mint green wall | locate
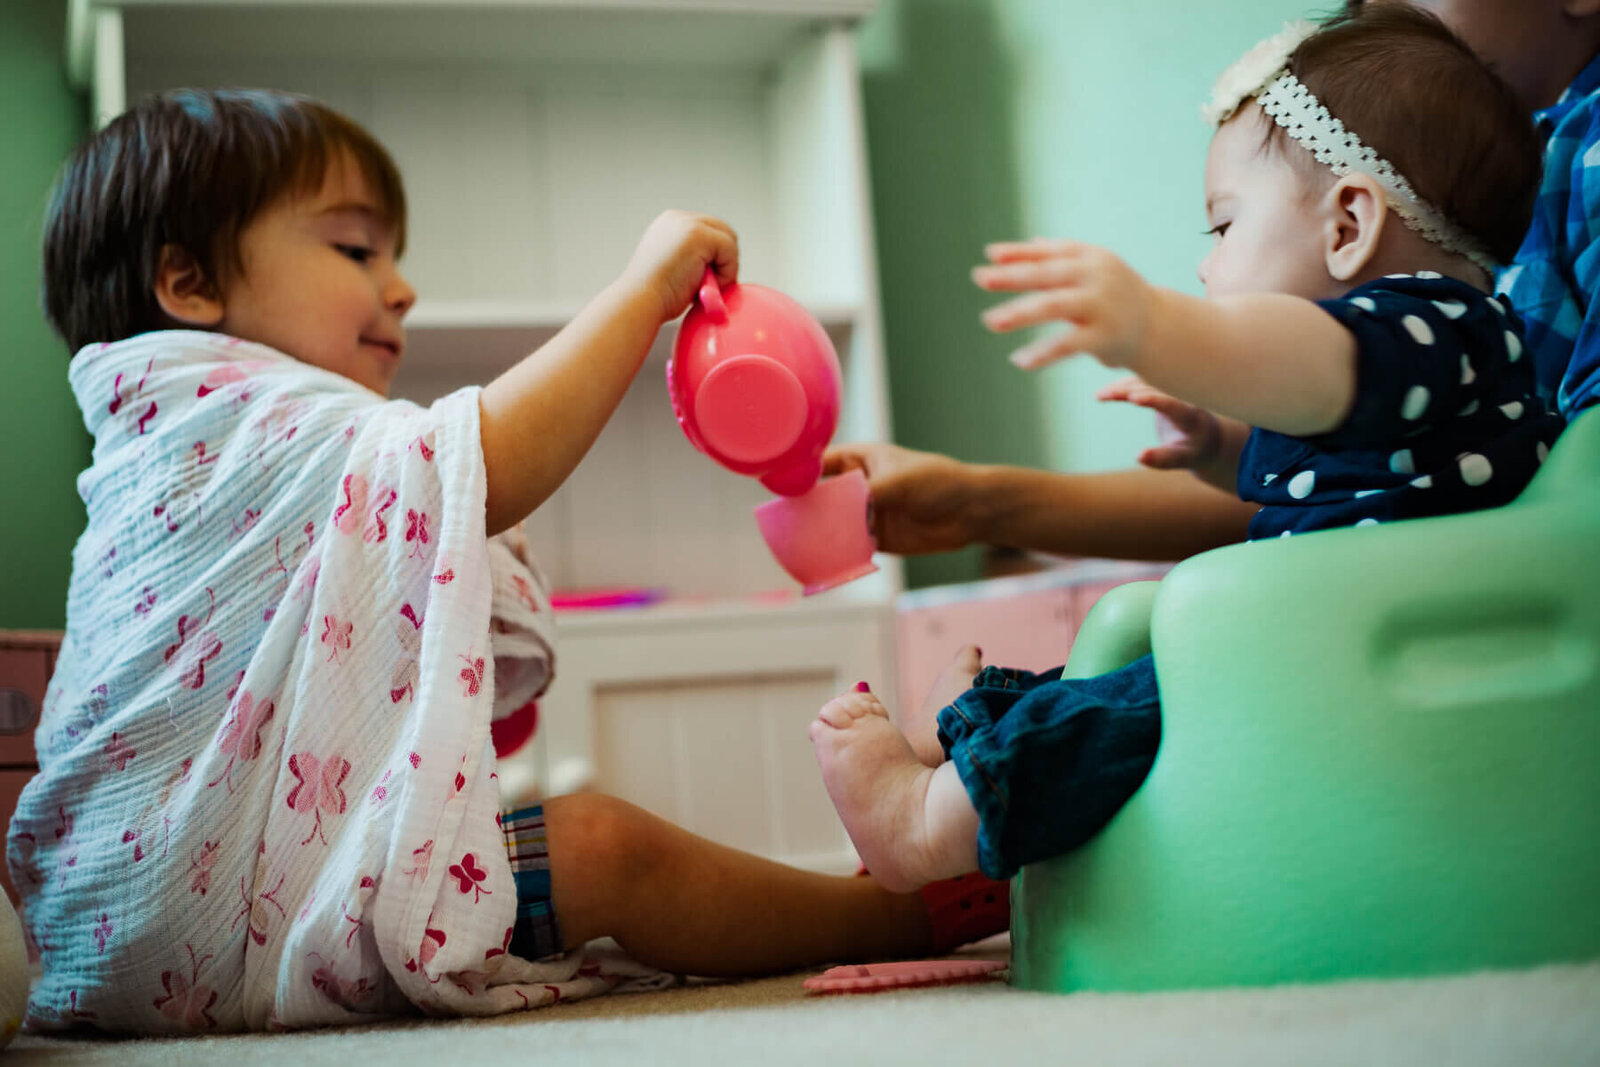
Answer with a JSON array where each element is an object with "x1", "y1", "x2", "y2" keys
[
  {"x1": 859, "y1": 0, "x2": 1314, "y2": 587},
  {"x1": 0, "y1": 0, "x2": 87, "y2": 628}
]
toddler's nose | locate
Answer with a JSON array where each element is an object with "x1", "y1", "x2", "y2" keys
[{"x1": 386, "y1": 271, "x2": 417, "y2": 318}]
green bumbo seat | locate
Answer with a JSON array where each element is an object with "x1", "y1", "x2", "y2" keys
[{"x1": 1012, "y1": 407, "x2": 1600, "y2": 992}]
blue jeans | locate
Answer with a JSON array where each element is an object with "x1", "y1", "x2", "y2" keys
[{"x1": 936, "y1": 655, "x2": 1161, "y2": 880}]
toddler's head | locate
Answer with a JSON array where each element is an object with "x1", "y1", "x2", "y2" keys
[
  {"x1": 44, "y1": 89, "x2": 415, "y2": 395},
  {"x1": 1197, "y1": 5, "x2": 1539, "y2": 301}
]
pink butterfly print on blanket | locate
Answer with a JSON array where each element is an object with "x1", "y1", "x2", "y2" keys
[
  {"x1": 405, "y1": 924, "x2": 449, "y2": 981},
  {"x1": 333, "y1": 474, "x2": 367, "y2": 535},
  {"x1": 196, "y1": 363, "x2": 248, "y2": 398},
  {"x1": 321, "y1": 614, "x2": 353, "y2": 663},
  {"x1": 458, "y1": 654, "x2": 485, "y2": 698},
  {"x1": 287, "y1": 751, "x2": 351, "y2": 846},
  {"x1": 447, "y1": 852, "x2": 493, "y2": 903},
  {"x1": 308, "y1": 953, "x2": 375, "y2": 1009},
  {"x1": 163, "y1": 588, "x2": 222, "y2": 690},
  {"x1": 209, "y1": 680, "x2": 275, "y2": 792},
  {"x1": 189, "y1": 840, "x2": 219, "y2": 896},
  {"x1": 232, "y1": 842, "x2": 286, "y2": 947},
  {"x1": 391, "y1": 603, "x2": 424, "y2": 704},
  {"x1": 103, "y1": 731, "x2": 136, "y2": 771},
  {"x1": 405, "y1": 508, "x2": 431, "y2": 558},
  {"x1": 365, "y1": 485, "x2": 397, "y2": 543},
  {"x1": 152, "y1": 944, "x2": 218, "y2": 1030},
  {"x1": 333, "y1": 471, "x2": 399, "y2": 543},
  {"x1": 109, "y1": 357, "x2": 157, "y2": 435}
]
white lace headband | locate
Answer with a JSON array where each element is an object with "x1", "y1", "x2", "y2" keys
[{"x1": 1202, "y1": 21, "x2": 1498, "y2": 276}]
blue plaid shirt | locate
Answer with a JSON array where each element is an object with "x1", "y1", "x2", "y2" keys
[{"x1": 1500, "y1": 52, "x2": 1600, "y2": 417}]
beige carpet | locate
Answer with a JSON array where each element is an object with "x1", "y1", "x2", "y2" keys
[{"x1": 9, "y1": 938, "x2": 1599, "y2": 1066}]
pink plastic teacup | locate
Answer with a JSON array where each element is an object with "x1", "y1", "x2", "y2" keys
[
  {"x1": 668, "y1": 269, "x2": 842, "y2": 497},
  {"x1": 753, "y1": 468, "x2": 879, "y2": 595}
]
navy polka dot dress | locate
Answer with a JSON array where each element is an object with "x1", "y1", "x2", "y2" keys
[{"x1": 1239, "y1": 273, "x2": 1565, "y2": 540}]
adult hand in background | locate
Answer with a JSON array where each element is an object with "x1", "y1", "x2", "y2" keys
[{"x1": 822, "y1": 442, "x2": 982, "y2": 556}]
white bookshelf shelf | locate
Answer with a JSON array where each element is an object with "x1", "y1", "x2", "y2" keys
[
  {"x1": 551, "y1": 584, "x2": 889, "y2": 635},
  {"x1": 393, "y1": 298, "x2": 862, "y2": 389},
  {"x1": 72, "y1": 0, "x2": 893, "y2": 873},
  {"x1": 407, "y1": 297, "x2": 862, "y2": 331}
]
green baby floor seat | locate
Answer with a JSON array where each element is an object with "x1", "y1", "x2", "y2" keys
[{"x1": 1011, "y1": 408, "x2": 1600, "y2": 993}]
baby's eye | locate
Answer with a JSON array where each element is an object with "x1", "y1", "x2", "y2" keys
[
  {"x1": 1205, "y1": 222, "x2": 1231, "y2": 239},
  {"x1": 335, "y1": 243, "x2": 374, "y2": 264}
]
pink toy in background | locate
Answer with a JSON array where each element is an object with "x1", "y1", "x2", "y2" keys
[{"x1": 668, "y1": 268, "x2": 879, "y2": 594}]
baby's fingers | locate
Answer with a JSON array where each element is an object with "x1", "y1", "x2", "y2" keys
[
  {"x1": 983, "y1": 238, "x2": 1089, "y2": 264},
  {"x1": 1007, "y1": 328, "x2": 1099, "y2": 370},
  {"x1": 1137, "y1": 441, "x2": 1204, "y2": 470},
  {"x1": 1096, "y1": 375, "x2": 1153, "y2": 403},
  {"x1": 972, "y1": 257, "x2": 1085, "y2": 293},
  {"x1": 981, "y1": 288, "x2": 1092, "y2": 333}
]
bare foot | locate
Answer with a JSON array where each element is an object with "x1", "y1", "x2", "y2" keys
[
  {"x1": 899, "y1": 645, "x2": 982, "y2": 766},
  {"x1": 810, "y1": 690, "x2": 977, "y2": 893}
]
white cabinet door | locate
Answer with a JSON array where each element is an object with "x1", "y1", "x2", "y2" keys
[{"x1": 534, "y1": 603, "x2": 893, "y2": 873}]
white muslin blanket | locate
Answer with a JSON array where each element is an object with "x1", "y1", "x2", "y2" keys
[{"x1": 8, "y1": 331, "x2": 661, "y2": 1032}]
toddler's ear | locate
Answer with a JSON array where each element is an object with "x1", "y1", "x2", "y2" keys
[
  {"x1": 153, "y1": 244, "x2": 225, "y2": 327},
  {"x1": 1321, "y1": 173, "x2": 1385, "y2": 283}
]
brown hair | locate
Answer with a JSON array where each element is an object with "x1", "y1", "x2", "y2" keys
[
  {"x1": 42, "y1": 88, "x2": 407, "y2": 352},
  {"x1": 1264, "y1": 5, "x2": 1539, "y2": 264}
]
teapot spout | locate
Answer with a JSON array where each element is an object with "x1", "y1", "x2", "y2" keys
[{"x1": 760, "y1": 457, "x2": 824, "y2": 497}]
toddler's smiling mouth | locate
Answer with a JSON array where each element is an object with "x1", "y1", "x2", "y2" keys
[{"x1": 361, "y1": 336, "x2": 403, "y2": 359}]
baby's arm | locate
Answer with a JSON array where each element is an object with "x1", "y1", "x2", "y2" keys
[
  {"x1": 1096, "y1": 376, "x2": 1251, "y2": 494},
  {"x1": 972, "y1": 239, "x2": 1357, "y2": 437},
  {"x1": 479, "y1": 211, "x2": 737, "y2": 535}
]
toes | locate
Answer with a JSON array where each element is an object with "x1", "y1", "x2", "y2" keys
[
  {"x1": 818, "y1": 692, "x2": 890, "y2": 729},
  {"x1": 817, "y1": 695, "x2": 861, "y2": 729},
  {"x1": 950, "y1": 644, "x2": 982, "y2": 676},
  {"x1": 857, "y1": 692, "x2": 890, "y2": 720}
]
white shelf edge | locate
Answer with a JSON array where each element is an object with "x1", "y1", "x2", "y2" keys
[
  {"x1": 102, "y1": 0, "x2": 876, "y2": 15},
  {"x1": 895, "y1": 560, "x2": 1175, "y2": 612},
  {"x1": 407, "y1": 298, "x2": 863, "y2": 332},
  {"x1": 551, "y1": 586, "x2": 891, "y2": 635}
]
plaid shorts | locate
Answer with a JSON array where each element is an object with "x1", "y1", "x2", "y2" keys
[{"x1": 500, "y1": 803, "x2": 564, "y2": 960}]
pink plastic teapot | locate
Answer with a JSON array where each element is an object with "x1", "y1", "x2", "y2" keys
[{"x1": 668, "y1": 269, "x2": 842, "y2": 497}]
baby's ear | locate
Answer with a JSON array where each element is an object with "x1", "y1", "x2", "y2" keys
[
  {"x1": 153, "y1": 244, "x2": 225, "y2": 327},
  {"x1": 1321, "y1": 173, "x2": 1386, "y2": 283}
]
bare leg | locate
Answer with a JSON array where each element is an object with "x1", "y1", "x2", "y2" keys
[
  {"x1": 899, "y1": 645, "x2": 982, "y2": 766},
  {"x1": 810, "y1": 690, "x2": 980, "y2": 893},
  {"x1": 544, "y1": 792, "x2": 932, "y2": 976}
]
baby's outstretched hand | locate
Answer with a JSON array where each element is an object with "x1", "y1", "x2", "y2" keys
[
  {"x1": 1098, "y1": 375, "x2": 1222, "y2": 472},
  {"x1": 972, "y1": 239, "x2": 1151, "y2": 371},
  {"x1": 622, "y1": 210, "x2": 739, "y2": 325}
]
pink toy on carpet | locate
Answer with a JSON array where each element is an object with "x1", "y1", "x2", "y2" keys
[{"x1": 803, "y1": 959, "x2": 1007, "y2": 995}]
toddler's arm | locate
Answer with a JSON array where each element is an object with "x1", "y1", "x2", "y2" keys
[
  {"x1": 1096, "y1": 376, "x2": 1250, "y2": 494},
  {"x1": 479, "y1": 211, "x2": 737, "y2": 535},
  {"x1": 972, "y1": 239, "x2": 1357, "y2": 437}
]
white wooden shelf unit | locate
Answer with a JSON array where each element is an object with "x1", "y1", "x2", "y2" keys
[{"x1": 68, "y1": 0, "x2": 895, "y2": 874}]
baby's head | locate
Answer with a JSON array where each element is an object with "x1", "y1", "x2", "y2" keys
[
  {"x1": 1197, "y1": 5, "x2": 1539, "y2": 301},
  {"x1": 44, "y1": 89, "x2": 414, "y2": 395}
]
